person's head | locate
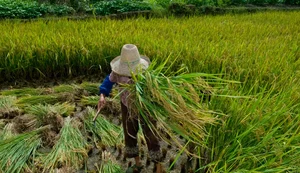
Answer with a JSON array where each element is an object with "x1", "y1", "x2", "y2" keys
[{"x1": 110, "y1": 44, "x2": 150, "y2": 77}]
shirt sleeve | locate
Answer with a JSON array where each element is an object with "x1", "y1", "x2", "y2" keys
[{"x1": 99, "y1": 74, "x2": 116, "y2": 96}]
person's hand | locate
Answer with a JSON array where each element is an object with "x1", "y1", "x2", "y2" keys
[{"x1": 98, "y1": 94, "x2": 106, "y2": 111}]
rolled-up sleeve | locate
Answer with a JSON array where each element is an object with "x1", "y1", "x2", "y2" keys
[{"x1": 99, "y1": 74, "x2": 116, "y2": 96}]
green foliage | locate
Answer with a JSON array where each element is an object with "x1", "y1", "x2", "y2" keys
[
  {"x1": 0, "y1": 0, "x2": 74, "y2": 19},
  {"x1": 86, "y1": 0, "x2": 152, "y2": 15}
]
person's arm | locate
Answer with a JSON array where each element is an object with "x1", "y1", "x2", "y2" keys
[
  {"x1": 98, "y1": 74, "x2": 116, "y2": 110},
  {"x1": 99, "y1": 74, "x2": 116, "y2": 97}
]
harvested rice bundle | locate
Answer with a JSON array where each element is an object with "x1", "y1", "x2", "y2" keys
[
  {"x1": 81, "y1": 96, "x2": 121, "y2": 116},
  {"x1": 0, "y1": 88, "x2": 45, "y2": 97},
  {"x1": 125, "y1": 59, "x2": 233, "y2": 149},
  {"x1": 53, "y1": 84, "x2": 78, "y2": 93},
  {"x1": 16, "y1": 95, "x2": 60, "y2": 107},
  {"x1": 98, "y1": 151, "x2": 124, "y2": 173},
  {"x1": 25, "y1": 103, "x2": 74, "y2": 146},
  {"x1": 41, "y1": 117, "x2": 88, "y2": 172},
  {"x1": 0, "y1": 96, "x2": 19, "y2": 118},
  {"x1": 80, "y1": 82, "x2": 99, "y2": 95},
  {"x1": 0, "y1": 123, "x2": 17, "y2": 140},
  {"x1": 84, "y1": 107, "x2": 123, "y2": 147},
  {"x1": 0, "y1": 127, "x2": 46, "y2": 173},
  {"x1": 25, "y1": 103, "x2": 74, "y2": 119}
]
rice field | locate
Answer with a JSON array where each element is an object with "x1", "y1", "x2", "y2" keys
[{"x1": 0, "y1": 11, "x2": 300, "y2": 172}]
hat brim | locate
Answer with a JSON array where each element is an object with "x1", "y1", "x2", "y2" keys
[{"x1": 110, "y1": 55, "x2": 150, "y2": 77}]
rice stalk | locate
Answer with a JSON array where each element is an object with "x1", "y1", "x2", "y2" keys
[
  {"x1": 53, "y1": 84, "x2": 78, "y2": 94},
  {"x1": 16, "y1": 95, "x2": 61, "y2": 107},
  {"x1": 0, "y1": 88, "x2": 45, "y2": 97},
  {"x1": 84, "y1": 107, "x2": 123, "y2": 147},
  {"x1": 41, "y1": 117, "x2": 88, "y2": 172},
  {"x1": 0, "y1": 123, "x2": 17, "y2": 140},
  {"x1": 98, "y1": 151, "x2": 123, "y2": 173},
  {"x1": 24, "y1": 103, "x2": 74, "y2": 119},
  {"x1": 125, "y1": 58, "x2": 234, "y2": 151},
  {"x1": 0, "y1": 96, "x2": 18, "y2": 115},
  {"x1": 80, "y1": 82, "x2": 99, "y2": 95},
  {"x1": 0, "y1": 127, "x2": 46, "y2": 173},
  {"x1": 80, "y1": 96, "x2": 99, "y2": 106}
]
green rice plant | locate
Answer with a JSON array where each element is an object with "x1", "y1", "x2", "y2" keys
[
  {"x1": 41, "y1": 117, "x2": 88, "y2": 172},
  {"x1": 125, "y1": 57, "x2": 234, "y2": 150},
  {"x1": 0, "y1": 123, "x2": 17, "y2": 140},
  {"x1": 24, "y1": 103, "x2": 74, "y2": 129},
  {"x1": 16, "y1": 95, "x2": 61, "y2": 107},
  {"x1": 53, "y1": 84, "x2": 77, "y2": 93},
  {"x1": 0, "y1": 88, "x2": 45, "y2": 97},
  {"x1": 84, "y1": 107, "x2": 123, "y2": 147},
  {"x1": 98, "y1": 151, "x2": 123, "y2": 173},
  {"x1": 0, "y1": 127, "x2": 46, "y2": 173},
  {"x1": 0, "y1": 96, "x2": 18, "y2": 114},
  {"x1": 25, "y1": 103, "x2": 74, "y2": 118},
  {"x1": 80, "y1": 82, "x2": 100, "y2": 95},
  {"x1": 81, "y1": 96, "x2": 99, "y2": 106}
]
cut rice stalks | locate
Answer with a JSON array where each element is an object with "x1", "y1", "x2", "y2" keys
[
  {"x1": 0, "y1": 88, "x2": 45, "y2": 97},
  {"x1": 81, "y1": 96, "x2": 121, "y2": 115},
  {"x1": 41, "y1": 117, "x2": 88, "y2": 172},
  {"x1": 16, "y1": 95, "x2": 61, "y2": 107},
  {"x1": 80, "y1": 82, "x2": 99, "y2": 95},
  {"x1": 0, "y1": 123, "x2": 17, "y2": 140},
  {"x1": 84, "y1": 107, "x2": 123, "y2": 147},
  {"x1": 125, "y1": 58, "x2": 236, "y2": 151},
  {"x1": 0, "y1": 96, "x2": 19, "y2": 118},
  {"x1": 25, "y1": 103, "x2": 74, "y2": 119},
  {"x1": 0, "y1": 126, "x2": 47, "y2": 173},
  {"x1": 98, "y1": 151, "x2": 124, "y2": 173}
]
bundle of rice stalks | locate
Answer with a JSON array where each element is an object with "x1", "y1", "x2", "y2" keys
[
  {"x1": 81, "y1": 96, "x2": 121, "y2": 116},
  {"x1": 84, "y1": 107, "x2": 123, "y2": 147},
  {"x1": 0, "y1": 96, "x2": 19, "y2": 118},
  {"x1": 13, "y1": 114, "x2": 38, "y2": 133},
  {"x1": 125, "y1": 58, "x2": 235, "y2": 150},
  {"x1": 53, "y1": 84, "x2": 78, "y2": 94},
  {"x1": 98, "y1": 151, "x2": 123, "y2": 173},
  {"x1": 0, "y1": 127, "x2": 46, "y2": 173},
  {"x1": 0, "y1": 123, "x2": 17, "y2": 140},
  {"x1": 80, "y1": 82, "x2": 99, "y2": 95},
  {"x1": 16, "y1": 95, "x2": 60, "y2": 107},
  {"x1": 25, "y1": 103, "x2": 74, "y2": 119},
  {"x1": 41, "y1": 117, "x2": 88, "y2": 172},
  {"x1": 0, "y1": 88, "x2": 45, "y2": 97}
]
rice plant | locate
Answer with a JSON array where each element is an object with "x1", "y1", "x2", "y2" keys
[
  {"x1": 0, "y1": 88, "x2": 45, "y2": 97},
  {"x1": 0, "y1": 127, "x2": 45, "y2": 173},
  {"x1": 16, "y1": 95, "x2": 61, "y2": 107},
  {"x1": 125, "y1": 58, "x2": 234, "y2": 151},
  {"x1": 80, "y1": 82, "x2": 100, "y2": 95},
  {"x1": 84, "y1": 107, "x2": 123, "y2": 147},
  {"x1": 98, "y1": 151, "x2": 124, "y2": 173},
  {"x1": 53, "y1": 84, "x2": 77, "y2": 93},
  {"x1": 0, "y1": 123, "x2": 17, "y2": 140},
  {"x1": 41, "y1": 117, "x2": 88, "y2": 172},
  {"x1": 24, "y1": 103, "x2": 74, "y2": 118},
  {"x1": 0, "y1": 96, "x2": 19, "y2": 118}
]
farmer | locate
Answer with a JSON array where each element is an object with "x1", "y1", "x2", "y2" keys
[{"x1": 98, "y1": 44, "x2": 164, "y2": 173}]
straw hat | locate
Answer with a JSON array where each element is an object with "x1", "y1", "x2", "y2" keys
[{"x1": 110, "y1": 44, "x2": 150, "y2": 77}]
